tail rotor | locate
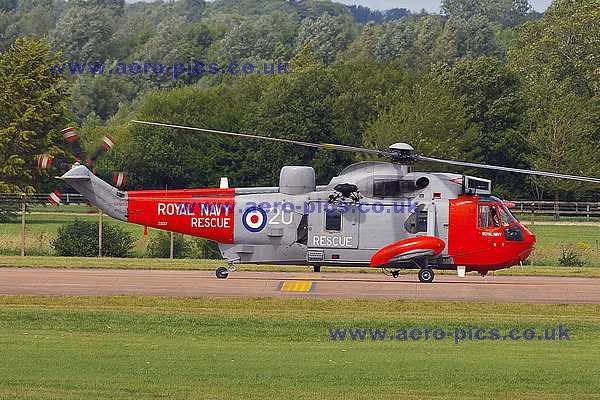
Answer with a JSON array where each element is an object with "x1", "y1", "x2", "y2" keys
[{"x1": 37, "y1": 127, "x2": 127, "y2": 206}]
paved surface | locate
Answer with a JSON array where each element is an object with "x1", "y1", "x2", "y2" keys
[{"x1": 1, "y1": 268, "x2": 600, "y2": 304}]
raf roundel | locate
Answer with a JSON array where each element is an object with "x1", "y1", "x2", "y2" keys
[{"x1": 242, "y1": 207, "x2": 268, "y2": 233}]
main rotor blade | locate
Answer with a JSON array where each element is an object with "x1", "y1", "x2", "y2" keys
[
  {"x1": 131, "y1": 120, "x2": 386, "y2": 157},
  {"x1": 419, "y1": 156, "x2": 600, "y2": 184}
]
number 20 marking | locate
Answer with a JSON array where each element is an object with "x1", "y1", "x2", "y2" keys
[{"x1": 269, "y1": 209, "x2": 293, "y2": 225}]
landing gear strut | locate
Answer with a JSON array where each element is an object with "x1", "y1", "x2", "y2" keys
[{"x1": 418, "y1": 268, "x2": 435, "y2": 283}]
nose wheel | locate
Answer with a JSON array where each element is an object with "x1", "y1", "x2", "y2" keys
[
  {"x1": 215, "y1": 267, "x2": 229, "y2": 279},
  {"x1": 418, "y1": 268, "x2": 435, "y2": 283}
]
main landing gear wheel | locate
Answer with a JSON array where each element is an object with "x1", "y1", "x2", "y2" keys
[
  {"x1": 314, "y1": 265, "x2": 321, "y2": 273},
  {"x1": 215, "y1": 267, "x2": 229, "y2": 279},
  {"x1": 418, "y1": 268, "x2": 435, "y2": 283}
]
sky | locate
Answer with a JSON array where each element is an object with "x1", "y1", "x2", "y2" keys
[{"x1": 334, "y1": 0, "x2": 553, "y2": 12}]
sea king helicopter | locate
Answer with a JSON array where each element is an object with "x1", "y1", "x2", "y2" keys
[{"x1": 50, "y1": 121, "x2": 600, "y2": 283}]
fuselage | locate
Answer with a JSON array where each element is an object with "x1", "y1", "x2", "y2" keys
[{"x1": 61, "y1": 162, "x2": 536, "y2": 273}]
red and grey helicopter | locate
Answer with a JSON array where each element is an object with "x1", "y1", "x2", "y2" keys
[{"x1": 46, "y1": 121, "x2": 600, "y2": 283}]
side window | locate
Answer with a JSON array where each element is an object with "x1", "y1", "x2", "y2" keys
[
  {"x1": 478, "y1": 205, "x2": 500, "y2": 229},
  {"x1": 296, "y1": 214, "x2": 308, "y2": 245},
  {"x1": 325, "y1": 209, "x2": 342, "y2": 231},
  {"x1": 373, "y1": 179, "x2": 417, "y2": 198}
]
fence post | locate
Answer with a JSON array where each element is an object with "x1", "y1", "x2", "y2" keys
[
  {"x1": 587, "y1": 204, "x2": 590, "y2": 222},
  {"x1": 98, "y1": 211, "x2": 103, "y2": 257},
  {"x1": 169, "y1": 231, "x2": 174, "y2": 259},
  {"x1": 20, "y1": 194, "x2": 26, "y2": 257}
]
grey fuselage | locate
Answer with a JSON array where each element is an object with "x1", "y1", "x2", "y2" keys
[{"x1": 219, "y1": 162, "x2": 470, "y2": 267}]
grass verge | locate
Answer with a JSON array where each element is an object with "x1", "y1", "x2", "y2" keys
[{"x1": 0, "y1": 295, "x2": 598, "y2": 399}]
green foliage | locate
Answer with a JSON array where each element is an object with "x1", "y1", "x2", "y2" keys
[
  {"x1": 71, "y1": 71, "x2": 137, "y2": 122},
  {"x1": 1, "y1": 0, "x2": 599, "y2": 203},
  {"x1": 509, "y1": 0, "x2": 600, "y2": 98},
  {"x1": 52, "y1": 4, "x2": 116, "y2": 62},
  {"x1": 364, "y1": 67, "x2": 469, "y2": 159},
  {"x1": 145, "y1": 231, "x2": 191, "y2": 259},
  {"x1": 190, "y1": 238, "x2": 222, "y2": 259},
  {"x1": 558, "y1": 246, "x2": 585, "y2": 267},
  {"x1": 296, "y1": 13, "x2": 355, "y2": 63},
  {"x1": 442, "y1": 0, "x2": 532, "y2": 27},
  {"x1": 0, "y1": 37, "x2": 70, "y2": 194},
  {"x1": 509, "y1": 0, "x2": 600, "y2": 197},
  {"x1": 52, "y1": 219, "x2": 135, "y2": 257}
]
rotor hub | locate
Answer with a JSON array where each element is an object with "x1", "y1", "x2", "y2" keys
[{"x1": 387, "y1": 143, "x2": 418, "y2": 164}]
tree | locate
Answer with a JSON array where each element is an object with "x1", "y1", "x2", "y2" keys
[
  {"x1": 244, "y1": 65, "x2": 348, "y2": 184},
  {"x1": 509, "y1": 0, "x2": 600, "y2": 98},
  {"x1": 374, "y1": 19, "x2": 416, "y2": 62},
  {"x1": 99, "y1": 79, "x2": 264, "y2": 189},
  {"x1": 0, "y1": 37, "x2": 70, "y2": 194},
  {"x1": 509, "y1": 0, "x2": 600, "y2": 199},
  {"x1": 384, "y1": 8, "x2": 411, "y2": 21},
  {"x1": 442, "y1": 56, "x2": 529, "y2": 195},
  {"x1": 70, "y1": 71, "x2": 137, "y2": 122},
  {"x1": 0, "y1": 0, "x2": 17, "y2": 11},
  {"x1": 441, "y1": 0, "x2": 480, "y2": 19},
  {"x1": 435, "y1": 15, "x2": 498, "y2": 63},
  {"x1": 525, "y1": 87, "x2": 600, "y2": 198},
  {"x1": 52, "y1": 4, "x2": 115, "y2": 62},
  {"x1": 413, "y1": 15, "x2": 445, "y2": 65},
  {"x1": 296, "y1": 13, "x2": 355, "y2": 64},
  {"x1": 441, "y1": 0, "x2": 532, "y2": 27},
  {"x1": 364, "y1": 67, "x2": 470, "y2": 160},
  {"x1": 173, "y1": 0, "x2": 206, "y2": 22},
  {"x1": 218, "y1": 16, "x2": 282, "y2": 62},
  {"x1": 133, "y1": 15, "x2": 206, "y2": 90},
  {"x1": 347, "y1": 5, "x2": 383, "y2": 24}
]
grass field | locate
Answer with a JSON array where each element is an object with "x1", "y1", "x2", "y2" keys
[
  {"x1": 0, "y1": 296, "x2": 598, "y2": 399},
  {"x1": 1, "y1": 207, "x2": 599, "y2": 266}
]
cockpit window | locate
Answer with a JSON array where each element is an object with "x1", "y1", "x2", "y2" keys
[
  {"x1": 478, "y1": 204, "x2": 500, "y2": 229},
  {"x1": 498, "y1": 206, "x2": 516, "y2": 227}
]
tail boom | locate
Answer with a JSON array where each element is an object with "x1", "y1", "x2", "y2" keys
[{"x1": 60, "y1": 165, "x2": 235, "y2": 243}]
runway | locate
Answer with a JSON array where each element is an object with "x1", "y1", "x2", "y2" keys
[{"x1": 1, "y1": 268, "x2": 600, "y2": 303}]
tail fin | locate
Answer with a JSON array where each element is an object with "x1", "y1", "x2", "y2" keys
[{"x1": 59, "y1": 164, "x2": 128, "y2": 221}]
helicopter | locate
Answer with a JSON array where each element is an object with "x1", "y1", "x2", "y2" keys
[{"x1": 54, "y1": 120, "x2": 600, "y2": 283}]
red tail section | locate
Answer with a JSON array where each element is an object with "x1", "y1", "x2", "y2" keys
[{"x1": 127, "y1": 188, "x2": 235, "y2": 243}]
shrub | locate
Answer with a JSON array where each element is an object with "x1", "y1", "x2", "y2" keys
[
  {"x1": 145, "y1": 232, "x2": 223, "y2": 259},
  {"x1": 189, "y1": 238, "x2": 222, "y2": 259},
  {"x1": 145, "y1": 231, "x2": 191, "y2": 258},
  {"x1": 51, "y1": 219, "x2": 135, "y2": 257},
  {"x1": 558, "y1": 246, "x2": 585, "y2": 267}
]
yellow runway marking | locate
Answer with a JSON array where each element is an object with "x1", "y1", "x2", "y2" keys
[{"x1": 280, "y1": 281, "x2": 315, "y2": 292}]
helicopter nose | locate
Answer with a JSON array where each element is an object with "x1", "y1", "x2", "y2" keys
[
  {"x1": 519, "y1": 223, "x2": 536, "y2": 261},
  {"x1": 521, "y1": 223, "x2": 536, "y2": 245}
]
